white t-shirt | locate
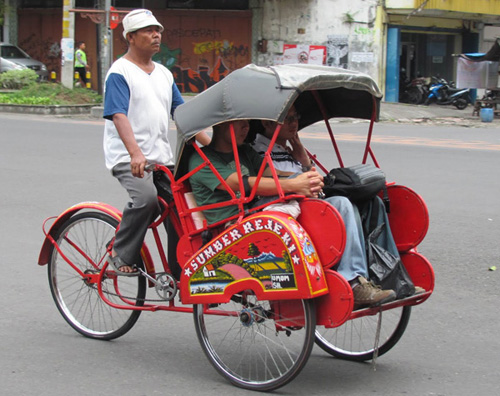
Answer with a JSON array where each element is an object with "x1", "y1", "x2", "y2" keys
[
  {"x1": 252, "y1": 134, "x2": 302, "y2": 173},
  {"x1": 103, "y1": 57, "x2": 182, "y2": 170}
]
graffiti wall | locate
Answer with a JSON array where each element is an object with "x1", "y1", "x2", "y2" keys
[
  {"x1": 17, "y1": 9, "x2": 252, "y2": 93},
  {"x1": 113, "y1": 10, "x2": 252, "y2": 93}
]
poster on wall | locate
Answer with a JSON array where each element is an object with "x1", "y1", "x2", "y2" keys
[
  {"x1": 61, "y1": 38, "x2": 74, "y2": 64},
  {"x1": 274, "y1": 44, "x2": 326, "y2": 65},
  {"x1": 326, "y1": 35, "x2": 349, "y2": 68}
]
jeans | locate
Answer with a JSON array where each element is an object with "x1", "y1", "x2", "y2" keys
[
  {"x1": 325, "y1": 196, "x2": 368, "y2": 281},
  {"x1": 327, "y1": 195, "x2": 399, "y2": 282}
]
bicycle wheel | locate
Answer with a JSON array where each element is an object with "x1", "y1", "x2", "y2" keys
[
  {"x1": 315, "y1": 306, "x2": 411, "y2": 361},
  {"x1": 193, "y1": 292, "x2": 316, "y2": 391},
  {"x1": 48, "y1": 212, "x2": 146, "y2": 340}
]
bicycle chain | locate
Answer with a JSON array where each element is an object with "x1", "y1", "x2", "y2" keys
[{"x1": 85, "y1": 271, "x2": 179, "y2": 303}]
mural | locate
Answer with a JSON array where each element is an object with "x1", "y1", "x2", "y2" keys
[
  {"x1": 15, "y1": 9, "x2": 252, "y2": 92},
  {"x1": 18, "y1": 34, "x2": 61, "y2": 76},
  {"x1": 170, "y1": 38, "x2": 250, "y2": 93},
  {"x1": 172, "y1": 57, "x2": 231, "y2": 93},
  {"x1": 183, "y1": 215, "x2": 322, "y2": 297}
]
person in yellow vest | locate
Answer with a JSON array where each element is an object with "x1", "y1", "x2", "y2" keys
[{"x1": 74, "y1": 41, "x2": 89, "y2": 87}]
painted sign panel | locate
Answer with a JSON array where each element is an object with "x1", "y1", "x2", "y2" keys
[{"x1": 181, "y1": 212, "x2": 328, "y2": 304}]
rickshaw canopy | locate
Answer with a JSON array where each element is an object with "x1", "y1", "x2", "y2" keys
[{"x1": 174, "y1": 63, "x2": 383, "y2": 177}]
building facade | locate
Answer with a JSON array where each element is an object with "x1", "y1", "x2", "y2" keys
[{"x1": 2, "y1": 0, "x2": 500, "y2": 100}]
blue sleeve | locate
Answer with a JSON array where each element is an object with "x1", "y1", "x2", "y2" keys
[
  {"x1": 171, "y1": 82, "x2": 184, "y2": 118},
  {"x1": 103, "y1": 73, "x2": 130, "y2": 120}
]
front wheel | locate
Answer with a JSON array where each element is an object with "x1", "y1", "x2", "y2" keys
[
  {"x1": 193, "y1": 293, "x2": 316, "y2": 391},
  {"x1": 48, "y1": 212, "x2": 146, "y2": 340},
  {"x1": 315, "y1": 306, "x2": 411, "y2": 361}
]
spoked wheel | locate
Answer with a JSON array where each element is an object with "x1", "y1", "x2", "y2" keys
[
  {"x1": 48, "y1": 212, "x2": 146, "y2": 340},
  {"x1": 193, "y1": 292, "x2": 316, "y2": 391},
  {"x1": 315, "y1": 306, "x2": 411, "y2": 362}
]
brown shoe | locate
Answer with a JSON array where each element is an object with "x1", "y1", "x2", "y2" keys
[
  {"x1": 413, "y1": 286, "x2": 426, "y2": 295},
  {"x1": 352, "y1": 276, "x2": 396, "y2": 309}
]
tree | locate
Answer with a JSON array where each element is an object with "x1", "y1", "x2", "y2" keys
[
  {"x1": 282, "y1": 250, "x2": 293, "y2": 273},
  {"x1": 248, "y1": 242, "x2": 267, "y2": 273}
]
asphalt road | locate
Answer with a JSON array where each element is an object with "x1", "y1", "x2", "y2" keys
[{"x1": 1, "y1": 113, "x2": 499, "y2": 395}]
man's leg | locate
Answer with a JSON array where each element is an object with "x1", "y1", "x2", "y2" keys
[
  {"x1": 112, "y1": 163, "x2": 160, "y2": 266},
  {"x1": 324, "y1": 196, "x2": 396, "y2": 308},
  {"x1": 325, "y1": 196, "x2": 367, "y2": 281}
]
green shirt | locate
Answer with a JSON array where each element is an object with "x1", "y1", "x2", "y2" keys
[
  {"x1": 75, "y1": 49, "x2": 87, "y2": 68},
  {"x1": 189, "y1": 144, "x2": 264, "y2": 225}
]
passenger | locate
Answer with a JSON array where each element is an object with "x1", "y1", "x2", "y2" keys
[
  {"x1": 189, "y1": 118, "x2": 397, "y2": 309},
  {"x1": 252, "y1": 105, "x2": 422, "y2": 301}
]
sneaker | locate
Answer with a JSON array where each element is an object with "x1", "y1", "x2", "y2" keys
[{"x1": 352, "y1": 276, "x2": 396, "y2": 309}]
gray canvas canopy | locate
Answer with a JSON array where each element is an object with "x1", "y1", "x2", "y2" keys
[{"x1": 174, "y1": 63, "x2": 382, "y2": 176}]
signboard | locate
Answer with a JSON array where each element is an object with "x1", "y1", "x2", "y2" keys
[
  {"x1": 110, "y1": 6, "x2": 120, "y2": 30},
  {"x1": 274, "y1": 44, "x2": 326, "y2": 65}
]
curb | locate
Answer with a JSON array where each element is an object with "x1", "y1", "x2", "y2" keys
[{"x1": 0, "y1": 103, "x2": 97, "y2": 115}]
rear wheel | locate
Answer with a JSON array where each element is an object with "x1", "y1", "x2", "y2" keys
[
  {"x1": 48, "y1": 212, "x2": 146, "y2": 340},
  {"x1": 193, "y1": 293, "x2": 316, "y2": 391},
  {"x1": 454, "y1": 98, "x2": 468, "y2": 110},
  {"x1": 315, "y1": 306, "x2": 411, "y2": 361}
]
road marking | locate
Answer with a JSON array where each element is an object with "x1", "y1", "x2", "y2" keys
[{"x1": 299, "y1": 131, "x2": 500, "y2": 151}]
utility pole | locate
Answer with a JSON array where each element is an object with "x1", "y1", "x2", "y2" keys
[
  {"x1": 61, "y1": 0, "x2": 75, "y2": 89},
  {"x1": 98, "y1": 0, "x2": 113, "y2": 93}
]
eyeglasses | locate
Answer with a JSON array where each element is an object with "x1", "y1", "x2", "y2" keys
[{"x1": 284, "y1": 114, "x2": 300, "y2": 123}]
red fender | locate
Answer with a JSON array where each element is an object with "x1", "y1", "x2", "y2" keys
[
  {"x1": 298, "y1": 198, "x2": 346, "y2": 269},
  {"x1": 38, "y1": 202, "x2": 155, "y2": 275},
  {"x1": 180, "y1": 211, "x2": 329, "y2": 305},
  {"x1": 383, "y1": 185, "x2": 429, "y2": 252}
]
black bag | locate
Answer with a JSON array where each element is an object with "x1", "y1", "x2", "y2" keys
[
  {"x1": 323, "y1": 163, "x2": 386, "y2": 203},
  {"x1": 367, "y1": 223, "x2": 415, "y2": 299}
]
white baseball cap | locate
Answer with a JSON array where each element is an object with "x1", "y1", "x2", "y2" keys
[{"x1": 122, "y1": 9, "x2": 164, "y2": 39}]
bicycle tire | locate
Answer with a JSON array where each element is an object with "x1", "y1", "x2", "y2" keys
[
  {"x1": 193, "y1": 293, "x2": 316, "y2": 391},
  {"x1": 315, "y1": 306, "x2": 411, "y2": 362},
  {"x1": 48, "y1": 211, "x2": 146, "y2": 340}
]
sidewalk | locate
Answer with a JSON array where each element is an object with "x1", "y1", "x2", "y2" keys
[
  {"x1": 84, "y1": 101, "x2": 500, "y2": 127},
  {"x1": 1, "y1": 96, "x2": 497, "y2": 126},
  {"x1": 379, "y1": 101, "x2": 478, "y2": 123}
]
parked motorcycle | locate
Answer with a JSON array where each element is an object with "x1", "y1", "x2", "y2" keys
[
  {"x1": 424, "y1": 77, "x2": 471, "y2": 110},
  {"x1": 400, "y1": 76, "x2": 430, "y2": 105}
]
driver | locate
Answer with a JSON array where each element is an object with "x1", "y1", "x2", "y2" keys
[{"x1": 188, "y1": 119, "x2": 397, "y2": 309}]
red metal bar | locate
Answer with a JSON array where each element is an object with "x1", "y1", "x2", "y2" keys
[
  {"x1": 311, "y1": 90, "x2": 344, "y2": 167},
  {"x1": 348, "y1": 291, "x2": 432, "y2": 320},
  {"x1": 362, "y1": 96, "x2": 379, "y2": 165}
]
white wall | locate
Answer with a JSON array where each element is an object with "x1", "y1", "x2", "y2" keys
[{"x1": 255, "y1": 0, "x2": 382, "y2": 83}]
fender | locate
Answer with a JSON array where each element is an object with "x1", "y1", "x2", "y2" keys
[
  {"x1": 38, "y1": 202, "x2": 155, "y2": 275},
  {"x1": 180, "y1": 211, "x2": 329, "y2": 305}
]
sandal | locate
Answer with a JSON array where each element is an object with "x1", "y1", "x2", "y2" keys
[{"x1": 106, "y1": 255, "x2": 139, "y2": 277}]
